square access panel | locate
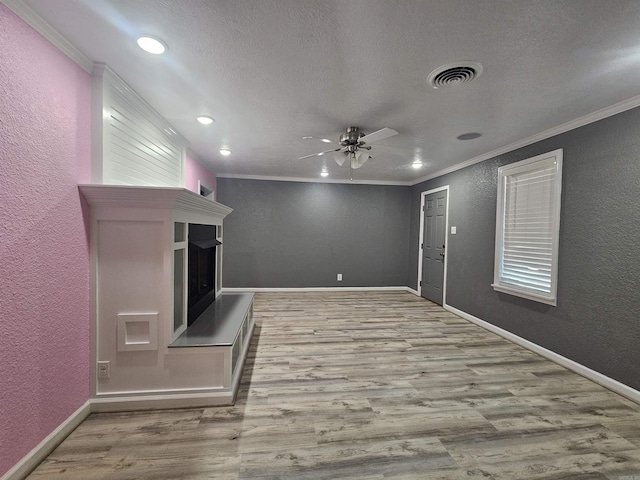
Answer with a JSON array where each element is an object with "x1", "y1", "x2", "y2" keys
[{"x1": 117, "y1": 313, "x2": 158, "y2": 351}]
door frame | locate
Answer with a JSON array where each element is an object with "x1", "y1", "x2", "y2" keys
[{"x1": 417, "y1": 185, "x2": 450, "y2": 304}]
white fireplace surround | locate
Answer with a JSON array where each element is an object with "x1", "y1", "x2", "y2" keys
[
  {"x1": 75, "y1": 62, "x2": 257, "y2": 412},
  {"x1": 79, "y1": 184, "x2": 254, "y2": 411}
]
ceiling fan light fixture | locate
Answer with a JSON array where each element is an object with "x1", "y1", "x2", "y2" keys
[
  {"x1": 306, "y1": 126, "x2": 399, "y2": 171},
  {"x1": 320, "y1": 169, "x2": 329, "y2": 177},
  {"x1": 219, "y1": 148, "x2": 231, "y2": 156},
  {"x1": 352, "y1": 151, "x2": 371, "y2": 169},
  {"x1": 136, "y1": 36, "x2": 167, "y2": 55},
  {"x1": 412, "y1": 161, "x2": 423, "y2": 169}
]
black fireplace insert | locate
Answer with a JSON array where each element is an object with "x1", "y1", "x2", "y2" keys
[{"x1": 187, "y1": 223, "x2": 220, "y2": 325}]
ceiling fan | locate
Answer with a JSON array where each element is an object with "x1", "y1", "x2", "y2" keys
[{"x1": 299, "y1": 126, "x2": 399, "y2": 176}]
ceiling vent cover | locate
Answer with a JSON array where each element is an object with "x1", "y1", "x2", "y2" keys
[{"x1": 427, "y1": 62, "x2": 483, "y2": 89}]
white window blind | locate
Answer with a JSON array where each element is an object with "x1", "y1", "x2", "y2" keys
[{"x1": 493, "y1": 149, "x2": 563, "y2": 305}]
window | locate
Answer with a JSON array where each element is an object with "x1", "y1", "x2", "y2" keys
[{"x1": 493, "y1": 149, "x2": 563, "y2": 305}]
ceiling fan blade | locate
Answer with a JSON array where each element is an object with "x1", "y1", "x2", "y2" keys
[
  {"x1": 358, "y1": 127, "x2": 398, "y2": 145},
  {"x1": 298, "y1": 148, "x2": 340, "y2": 160},
  {"x1": 302, "y1": 136, "x2": 333, "y2": 144}
]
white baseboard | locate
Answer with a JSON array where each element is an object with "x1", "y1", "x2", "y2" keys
[
  {"x1": 1, "y1": 392, "x2": 236, "y2": 478},
  {"x1": 15, "y1": 295, "x2": 637, "y2": 480},
  {"x1": 223, "y1": 286, "x2": 416, "y2": 293},
  {"x1": 90, "y1": 391, "x2": 234, "y2": 413},
  {"x1": 1, "y1": 400, "x2": 91, "y2": 480},
  {"x1": 444, "y1": 303, "x2": 640, "y2": 405}
]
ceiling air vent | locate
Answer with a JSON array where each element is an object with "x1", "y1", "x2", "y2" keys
[{"x1": 427, "y1": 62, "x2": 483, "y2": 89}]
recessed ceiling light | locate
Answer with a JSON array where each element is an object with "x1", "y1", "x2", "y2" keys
[
  {"x1": 412, "y1": 161, "x2": 423, "y2": 169},
  {"x1": 321, "y1": 138, "x2": 332, "y2": 143},
  {"x1": 219, "y1": 149, "x2": 231, "y2": 156},
  {"x1": 457, "y1": 132, "x2": 482, "y2": 140},
  {"x1": 197, "y1": 116, "x2": 214, "y2": 125},
  {"x1": 136, "y1": 36, "x2": 167, "y2": 55}
]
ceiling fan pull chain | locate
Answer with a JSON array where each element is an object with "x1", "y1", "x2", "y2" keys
[{"x1": 349, "y1": 154, "x2": 353, "y2": 181}]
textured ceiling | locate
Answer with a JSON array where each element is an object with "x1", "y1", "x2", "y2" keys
[{"x1": 20, "y1": 0, "x2": 640, "y2": 184}]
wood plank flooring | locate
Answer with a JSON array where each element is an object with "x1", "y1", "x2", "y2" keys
[{"x1": 27, "y1": 292, "x2": 640, "y2": 479}]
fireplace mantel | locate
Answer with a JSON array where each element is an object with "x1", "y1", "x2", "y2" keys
[{"x1": 79, "y1": 184, "x2": 232, "y2": 223}]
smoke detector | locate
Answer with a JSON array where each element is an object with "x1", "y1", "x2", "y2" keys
[{"x1": 427, "y1": 61, "x2": 483, "y2": 89}]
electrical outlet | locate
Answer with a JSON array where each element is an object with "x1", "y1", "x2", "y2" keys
[
  {"x1": 337, "y1": 273, "x2": 343, "y2": 281},
  {"x1": 97, "y1": 361, "x2": 110, "y2": 379}
]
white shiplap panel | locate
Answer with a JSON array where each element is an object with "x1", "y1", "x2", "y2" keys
[
  {"x1": 107, "y1": 149, "x2": 180, "y2": 187},
  {"x1": 109, "y1": 104, "x2": 181, "y2": 163},
  {"x1": 106, "y1": 125, "x2": 180, "y2": 185},
  {"x1": 101, "y1": 78, "x2": 183, "y2": 187},
  {"x1": 108, "y1": 145, "x2": 179, "y2": 186},
  {"x1": 107, "y1": 161, "x2": 173, "y2": 187},
  {"x1": 109, "y1": 130, "x2": 181, "y2": 178},
  {"x1": 109, "y1": 86, "x2": 182, "y2": 153}
]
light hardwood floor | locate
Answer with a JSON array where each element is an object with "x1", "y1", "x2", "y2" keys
[{"x1": 27, "y1": 292, "x2": 640, "y2": 479}]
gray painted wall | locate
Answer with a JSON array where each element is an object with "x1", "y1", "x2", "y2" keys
[
  {"x1": 218, "y1": 179, "x2": 411, "y2": 288},
  {"x1": 217, "y1": 105, "x2": 640, "y2": 390},
  {"x1": 410, "y1": 106, "x2": 640, "y2": 390}
]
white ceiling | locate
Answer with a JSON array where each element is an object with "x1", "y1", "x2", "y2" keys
[{"x1": 19, "y1": 0, "x2": 640, "y2": 184}]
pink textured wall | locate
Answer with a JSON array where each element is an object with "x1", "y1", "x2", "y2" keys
[
  {"x1": 0, "y1": 5, "x2": 91, "y2": 476},
  {"x1": 185, "y1": 150, "x2": 217, "y2": 196}
]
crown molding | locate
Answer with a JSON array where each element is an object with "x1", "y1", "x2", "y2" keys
[
  {"x1": 214, "y1": 92, "x2": 640, "y2": 188},
  {"x1": 1, "y1": 0, "x2": 93, "y2": 73},
  {"x1": 216, "y1": 173, "x2": 411, "y2": 186},
  {"x1": 217, "y1": 90, "x2": 640, "y2": 188},
  {"x1": 6, "y1": 0, "x2": 640, "y2": 188},
  {"x1": 410, "y1": 93, "x2": 640, "y2": 186}
]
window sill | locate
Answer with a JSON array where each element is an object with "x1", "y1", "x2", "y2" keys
[{"x1": 491, "y1": 283, "x2": 557, "y2": 306}]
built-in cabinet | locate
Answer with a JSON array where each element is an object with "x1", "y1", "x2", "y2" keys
[
  {"x1": 81, "y1": 62, "x2": 255, "y2": 411},
  {"x1": 80, "y1": 185, "x2": 253, "y2": 411}
]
